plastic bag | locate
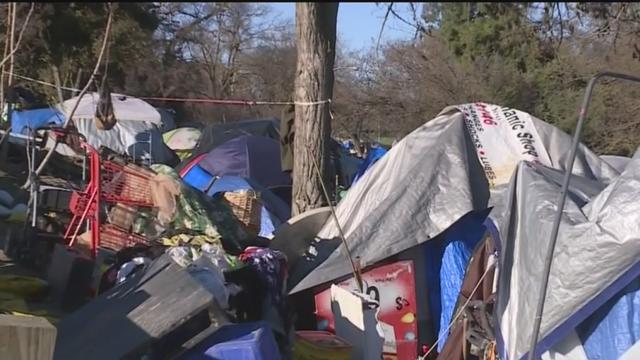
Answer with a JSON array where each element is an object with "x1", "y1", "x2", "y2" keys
[
  {"x1": 116, "y1": 257, "x2": 151, "y2": 284},
  {"x1": 167, "y1": 246, "x2": 200, "y2": 268},
  {"x1": 187, "y1": 264, "x2": 229, "y2": 309}
]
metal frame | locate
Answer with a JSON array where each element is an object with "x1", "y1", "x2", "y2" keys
[{"x1": 528, "y1": 71, "x2": 640, "y2": 360}]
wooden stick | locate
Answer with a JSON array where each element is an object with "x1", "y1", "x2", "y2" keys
[{"x1": 22, "y1": 4, "x2": 114, "y2": 188}]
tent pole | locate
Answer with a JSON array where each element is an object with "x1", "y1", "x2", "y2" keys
[{"x1": 527, "y1": 71, "x2": 640, "y2": 360}]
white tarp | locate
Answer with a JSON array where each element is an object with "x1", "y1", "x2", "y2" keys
[
  {"x1": 60, "y1": 92, "x2": 162, "y2": 125},
  {"x1": 47, "y1": 93, "x2": 176, "y2": 164},
  {"x1": 47, "y1": 118, "x2": 177, "y2": 164},
  {"x1": 290, "y1": 103, "x2": 618, "y2": 294}
]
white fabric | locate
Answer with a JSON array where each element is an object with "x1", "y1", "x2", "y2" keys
[
  {"x1": 60, "y1": 92, "x2": 161, "y2": 125},
  {"x1": 458, "y1": 103, "x2": 552, "y2": 187}
]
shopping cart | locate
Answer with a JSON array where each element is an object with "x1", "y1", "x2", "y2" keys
[{"x1": 59, "y1": 131, "x2": 154, "y2": 258}]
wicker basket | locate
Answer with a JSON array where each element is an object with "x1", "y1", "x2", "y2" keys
[{"x1": 223, "y1": 190, "x2": 262, "y2": 237}]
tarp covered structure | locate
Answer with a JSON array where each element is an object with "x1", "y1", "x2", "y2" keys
[
  {"x1": 48, "y1": 93, "x2": 178, "y2": 165},
  {"x1": 60, "y1": 92, "x2": 162, "y2": 125},
  {"x1": 289, "y1": 102, "x2": 640, "y2": 360},
  {"x1": 495, "y1": 151, "x2": 640, "y2": 360},
  {"x1": 290, "y1": 103, "x2": 618, "y2": 295}
]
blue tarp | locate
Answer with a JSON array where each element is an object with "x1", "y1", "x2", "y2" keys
[
  {"x1": 183, "y1": 164, "x2": 215, "y2": 192},
  {"x1": 577, "y1": 276, "x2": 640, "y2": 360},
  {"x1": 10, "y1": 108, "x2": 64, "y2": 135},
  {"x1": 352, "y1": 146, "x2": 387, "y2": 185},
  {"x1": 423, "y1": 210, "x2": 491, "y2": 351},
  {"x1": 181, "y1": 165, "x2": 290, "y2": 238}
]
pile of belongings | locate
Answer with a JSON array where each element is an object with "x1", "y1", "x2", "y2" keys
[{"x1": 60, "y1": 150, "x2": 295, "y2": 356}]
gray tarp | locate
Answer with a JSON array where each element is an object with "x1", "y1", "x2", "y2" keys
[
  {"x1": 600, "y1": 154, "x2": 631, "y2": 173},
  {"x1": 290, "y1": 104, "x2": 618, "y2": 294},
  {"x1": 497, "y1": 150, "x2": 640, "y2": 360}
]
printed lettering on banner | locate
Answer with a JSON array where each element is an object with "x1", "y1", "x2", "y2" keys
[{"x1": 458, "y1": 103, "x2": 552, "y2": 188}]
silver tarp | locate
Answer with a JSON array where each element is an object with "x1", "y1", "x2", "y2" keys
[
  {"x1": 290, "y1": 103, "x2": 617, "y2": 294},
  {"x1": 497, "y1": 149, "x2": 640, "y2": 360}
]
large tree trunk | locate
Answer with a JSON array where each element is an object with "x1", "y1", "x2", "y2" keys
[{"x1": 292, "y1": 3, "x2": 338, "y2": 216}]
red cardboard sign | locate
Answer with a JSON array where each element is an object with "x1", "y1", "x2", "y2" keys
[{"x1": 314, "y1": 260, "x2": 418, "y2": 360}]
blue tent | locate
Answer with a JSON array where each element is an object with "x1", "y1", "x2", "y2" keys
[{"x1": 10, "y1": 108, "x2": 64, "y2": 135}]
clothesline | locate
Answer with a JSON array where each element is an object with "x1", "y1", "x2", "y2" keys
[{"x1": 3, "y1": 71, "x2": 332, "y2": 107}]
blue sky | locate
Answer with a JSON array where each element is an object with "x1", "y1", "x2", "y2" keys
[{"x1": 269, "y1": 3, "x2": 422, "y2": 51}]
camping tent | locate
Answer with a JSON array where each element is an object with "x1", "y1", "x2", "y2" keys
[
  {"x1": 195, "y1": 118, "x2": 280, "y2": 155},
  {"x1": 289, "y1": 103, "x2": 618, "y2": 295},
  {"x1": 198, "y1": 135, "x2": 291, "y2": 189}
]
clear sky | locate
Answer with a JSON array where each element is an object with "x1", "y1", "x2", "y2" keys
[{"x1": 268, "y1": 3, "x2": 422, "y2": 51}]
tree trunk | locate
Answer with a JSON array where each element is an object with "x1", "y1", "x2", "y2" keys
[{"x1": 292, "y1": 3, "x2": 338, "y2": 216}]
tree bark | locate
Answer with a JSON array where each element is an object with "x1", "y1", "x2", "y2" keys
[{"x1": 292, "y1": 3, "x2": 338, "y2": 216}]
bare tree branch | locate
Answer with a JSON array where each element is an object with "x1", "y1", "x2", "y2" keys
[
  {"x1": 376, "y1": 3, "x2": 393, "y2": 57},
  {"x1": 24, "y1": 3, "x2": 115, "y2": 187}
]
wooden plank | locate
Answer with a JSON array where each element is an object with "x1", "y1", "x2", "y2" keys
[{"x1": 0, "y1": 314, "x2": 57, "y2": 360}]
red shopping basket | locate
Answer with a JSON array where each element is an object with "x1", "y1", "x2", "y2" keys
[
  {"x1": 101, "y1": 161, "x2": 153, "y2": 206},
  {"x1": 99, "y1": 224, "x2": 149, "y2": 252}
]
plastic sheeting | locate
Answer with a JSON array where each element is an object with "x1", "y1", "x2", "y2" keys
[
  {"x1": 69, "y1": 118, "x2": 178, "y2": 165},
  {"x1": 290, "y1": 103, "x2": 618, "y2": 294},
  {"x1": 494, "y1": 149, "x2": 640, "y2": 360},
  {"x1": 10, "y1": 108, "x2": 64, "y2": 135},
  {"x1": 577, "y1": 276, "x2": 640, "y2": 360},
  {"x1": 352, "y1": 146, "x2": 388, "y2": 185},
  {"x1": 60, "y1": 92, "x2": 162, "y2": 125},
  {"x1": 423, "y1": 210, "x2": 490, "y2": 352}
]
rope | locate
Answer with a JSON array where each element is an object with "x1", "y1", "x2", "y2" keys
[
  {"x1": 422, "y1": 257, "x2": 496, "y2": 358},
  {"x1": 2, "y1": 71, "x2": 333, "y2": 107},
  {"x1": 3, "y1": 71, "x2": 78, "y2": 92},
  {"x1": 137, "y1": 96, "x2": 332, "y2": 107}
]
